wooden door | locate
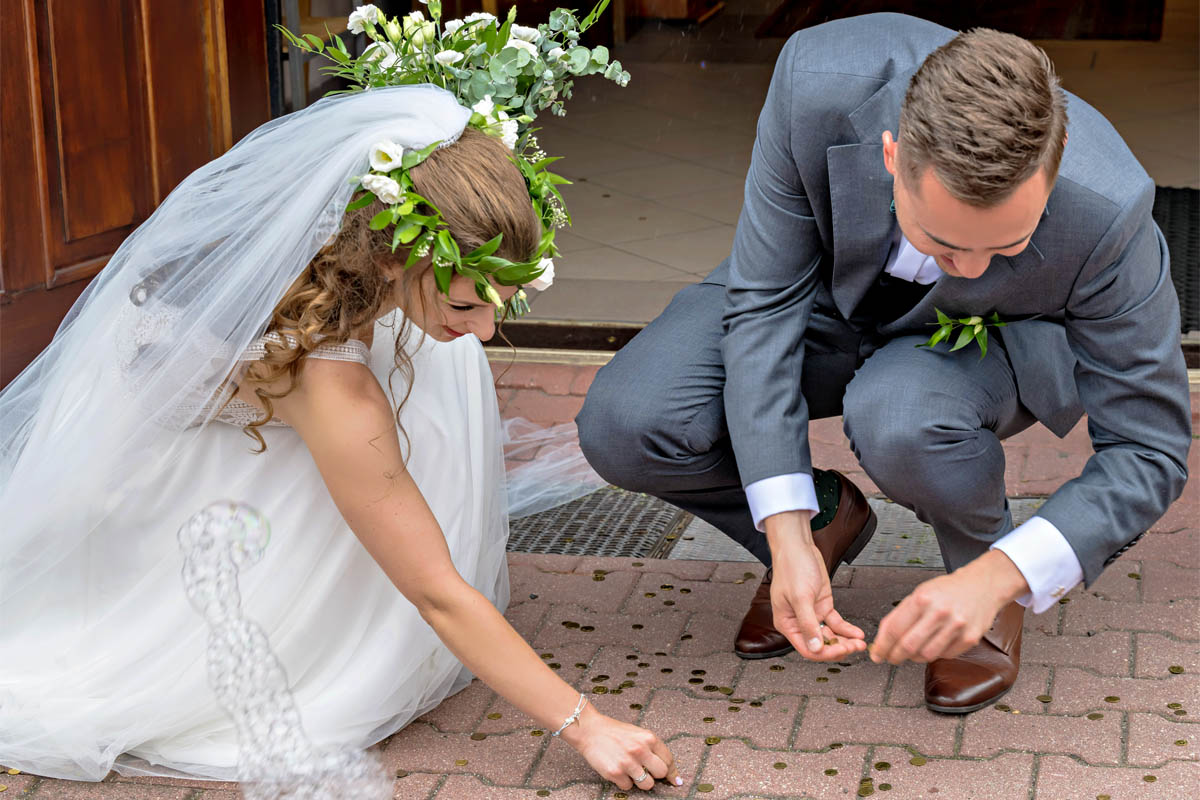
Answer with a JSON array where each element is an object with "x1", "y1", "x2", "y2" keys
[{"x1": 0, "y1": 0, "x2": 272, "y2": 387}]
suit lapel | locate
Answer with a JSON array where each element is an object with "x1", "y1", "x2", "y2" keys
[
  {"x1": 826, "y1": 71, "x2": 914, "y2": 320},
  {"x1": 827, "y1": 144, "x2": 896, "y2": 320}
]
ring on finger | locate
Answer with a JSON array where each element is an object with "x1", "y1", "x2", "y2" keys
[{"x1": 633, "y1": 769, "x2": 650, "y2": 783}]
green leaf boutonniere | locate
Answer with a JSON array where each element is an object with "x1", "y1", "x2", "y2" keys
[{"x1": 918, "y1": 309, "x2": 1008, "y2": 358}]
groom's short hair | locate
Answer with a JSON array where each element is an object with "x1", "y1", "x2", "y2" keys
[{"x1": 899, "y1": 28, "x2": 1068, "y2": 207}]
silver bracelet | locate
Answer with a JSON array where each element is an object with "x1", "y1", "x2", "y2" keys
[{"x1": 551, "y1": 693, "x2": 588, "y2": 737}]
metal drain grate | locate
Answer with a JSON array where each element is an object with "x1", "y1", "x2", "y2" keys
[
  {"x1": 507, "y1": 486, "x2": 692, "y2": 557},
  {"x1": 1153, "y1": 186, "x2": 1199, "y2": 333}
]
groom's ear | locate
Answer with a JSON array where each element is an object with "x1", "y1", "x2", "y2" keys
[{"x1": 881, "y1": 131, "x2": 899, "y2": 177}]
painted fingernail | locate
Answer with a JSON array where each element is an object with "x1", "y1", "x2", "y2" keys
[
  {"x1": 674, "y1": 777, "x2": 683, "y2": 786},
  {"x1": 808, "y1": 637, "x2": 823, "y2": 651}
]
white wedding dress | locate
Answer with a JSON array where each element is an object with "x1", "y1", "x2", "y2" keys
[{"x1": 0, "y1": 310, "x2": 511, "y2": 782}]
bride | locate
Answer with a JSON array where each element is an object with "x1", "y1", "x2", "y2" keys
[{"x1": 0, "y1": 4, "x2": 679, "y2": 793}]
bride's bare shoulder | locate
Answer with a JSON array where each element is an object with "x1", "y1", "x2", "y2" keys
[{"x1": 237, "y1": 354, "x2": 389, "y2": 430}]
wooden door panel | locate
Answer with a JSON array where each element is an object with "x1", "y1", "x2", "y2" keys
[{"x1": 1, "y1": 0, "x2": 271, "y2": 387}]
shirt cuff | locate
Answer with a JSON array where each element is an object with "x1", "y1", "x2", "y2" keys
[
  {"x1": 745, "y1": 473, "x2": 819, "y2": 533},
  {"x1": 990, "y1": 516, "x2": 1084, "y2": 614}
]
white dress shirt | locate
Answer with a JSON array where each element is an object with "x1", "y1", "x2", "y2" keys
[{"x1": 744, "y1": 233, "x2": 1084, "y2": 613}]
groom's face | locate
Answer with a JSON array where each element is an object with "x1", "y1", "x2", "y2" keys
[{"x1": 883, "y1": 134, "x2": 1052, "y2": 280}]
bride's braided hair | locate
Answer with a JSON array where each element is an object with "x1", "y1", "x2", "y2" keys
[{"x1": 240, "y1": 128, "x2": 539, "y2": 452}]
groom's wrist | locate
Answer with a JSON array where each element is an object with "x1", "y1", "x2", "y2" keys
[{"x1": 765, "y1": 510, "x2": 815, "y2": 550}]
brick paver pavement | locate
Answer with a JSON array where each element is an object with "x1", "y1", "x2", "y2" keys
[{"x1": 3, "y1": 381, "x2": 1195, "y2": 798}]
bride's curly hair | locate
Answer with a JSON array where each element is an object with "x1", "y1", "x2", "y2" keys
[{"x1": 239, "y1": 127, "x2": 540, "y2": 452}]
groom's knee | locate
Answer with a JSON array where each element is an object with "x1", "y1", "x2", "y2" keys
[{"x1": 576, "y1": 362, "x2": 653, "y2": 489}]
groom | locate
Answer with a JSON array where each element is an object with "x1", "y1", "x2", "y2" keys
[{"x1": 577, "y1": 13, "x2": 1191, "y2": 713}]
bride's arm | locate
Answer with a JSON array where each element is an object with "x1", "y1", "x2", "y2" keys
[{"x1": 263, "y1": 359, "x2": 681, "y2": 792}]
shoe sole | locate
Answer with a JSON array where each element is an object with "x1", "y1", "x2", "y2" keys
[
  {"x1": 734, "y1": 508, "x2": 880, "y2": 661},
  {"x1": 925, "y1": 685, "x2": 1013, "y2": 715}
]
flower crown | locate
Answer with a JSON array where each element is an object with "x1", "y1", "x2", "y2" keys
[{"x1": 282, "y1": 1, "x2": 629, "y2": 318}]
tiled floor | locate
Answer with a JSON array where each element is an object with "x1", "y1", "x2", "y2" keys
[{"x1": 531, "y1": 0, "x2": 1200, "y2": 324}]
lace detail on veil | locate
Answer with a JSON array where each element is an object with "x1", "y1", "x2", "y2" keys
[{"x1": 113, "y1": 302, "x2": 370, "y2": 430}]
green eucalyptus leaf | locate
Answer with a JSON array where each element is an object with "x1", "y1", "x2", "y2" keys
[
  {"x1": 302, "y1": 33, "x2": 324, "y2": 51},
  {"x1": 567, "y1": 47, "x2": 590, "y2": 73},
  {"x1": 935, "y1": 308, "x2": 951, "y2": 326},
  {"x1": 928, "y1": 324, "x2": 952, "y2": 347},
  {"x1": 976, "y1": 327, "x2": 989, "y2": 358},
  {"x1": 591, "y1": 45, "x2": 609, "y2": 65}
]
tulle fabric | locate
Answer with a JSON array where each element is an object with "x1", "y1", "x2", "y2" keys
[
  {"x1": 504, "y1": 418, "x2": 607, "y2": 518},
  {"x1": 0, "y1": 313, "x2": 511, "y2": 781}
]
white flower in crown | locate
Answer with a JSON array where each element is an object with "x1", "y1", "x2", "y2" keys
[
  {"x1": 463, "y1": 12, "x2": 497, "y2": 25},
  {"x1": 361, "y1": 173, "x2": 401, "y2": 205},
  {"x1": 547, "y1": 46, "x2": 566, "y2": 60},
  {"x1": 442, "y1": 19, "x2": 464, "y2": 36},
  {"x1": 368, "y1": 140, "x2": 404, "y2": 171},
  {"x1": 472, "y1": 95, "x2": 495, "y2": 117},
  {"x1": 347, "y1": 4, "x2": 382, "y2": 34},
  {"x1": 434, "y1": 49, "x2": 464, "y2": 65},
  {"x1": 497, "y1": 113, "x2": 519, "y2": 150},
  {"x1": 510, "y1": 24, "x2": 541, "y2": 42},
  {"x1": 528, "y1": 258, "x2": 555, "y2": 291},
  {"x1": 505, "y1": 38, "x2": 539, "y2": 58},
  {"x1": 363, "y1": 41, "x2": 399, "y2": 70}
]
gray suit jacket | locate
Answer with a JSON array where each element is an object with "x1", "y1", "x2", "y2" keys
[{"x1": 718, "y1": 13, "x2": 1191, "y2": 584}]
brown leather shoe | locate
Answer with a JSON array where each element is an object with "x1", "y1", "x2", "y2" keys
[
  {"x1": 734, "y1": 471, "x2": 878, "y2": 659},
  {"x1": 924, "y1": 601, "x2": 1025, "y2": 713}
]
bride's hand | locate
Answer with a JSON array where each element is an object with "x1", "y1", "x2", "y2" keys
[{"x1": 560, "y1": 703, "x2": 682, "y2": 792}]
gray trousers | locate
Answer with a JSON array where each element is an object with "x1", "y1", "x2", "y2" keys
[{"x1": 576, "y1": 280, "x2": 1037, "y2": 572}]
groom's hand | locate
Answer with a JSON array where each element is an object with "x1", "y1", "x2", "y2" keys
[
  {"x1": 871, "y1": 549, "x2": 1029, "y2": 665},
  {"x1": 765, "y1": 512, "x2": 867, "y2": 662}
]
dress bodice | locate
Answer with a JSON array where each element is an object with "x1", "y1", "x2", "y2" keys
[{"x1": 213, "y1": 337, "x2": 372, "y2": 428}]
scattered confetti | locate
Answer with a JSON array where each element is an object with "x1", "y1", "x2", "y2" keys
[
  {"x1": 824, "y1": 768, "x2": 839, "y2": 776},
  {"x1": 1168, "y1": 702, "x2": 1183, "y2": 709},
  {"x1": 394, "y1": 770, "x2": 408, "y2": 778},
  {"x1": 703, "y1": 716, "x2": 716, "y2": 723},
  {"x1": 1037, "y1": 695, "x2": 1053, "y2": 703},
  {"x1": 454, "y1": 759, "x2": 468, "y2": 766},
  {"x1": 816, "y1": 676, "x2": 829, "y2": 682},
  {"x1": 909, "y1": 757, "x2": 927, "y2": 766},
  {"x1": 531, "y1": 730, "x2": 545, "y2": 736},
  {"x1": 704, "y1": 736, "x2": 721, "y2": 745},
  {"x1": 770, "y1": 665, "x2": 785, "y2": 672},
  {"x1": 470, "y1": 732, "x2": 486, "y2": 741},
  {"x1": 1143, "y1": 775, "x2": 1157, "y2": 783},
  {"x1": 874, "y1": 761, "x2": 891, "y2": 770},
  {"x1": 1169, "y1": 665, "x2": 1185, "y2": 674},
  {"x1": 773, "y1": 762, "x2": 787, "y2": 770},
  {"x1": 1087, "y1": 713, "x2": 1104, "y2": 720},
  {"x1": 1104, "y1": 696, "x2": 1120, "y2": 703},
  {"x1": 486, "y1": 712, "x2": 502, "y2": 720},
  {"x1": 629, "y1": 703, "x2": 643, "y2": 710},
  {"x1": 1175, "y1": 739, "x2": 1188, "y2": 746},
  {"x1": 697, "y1": 783, "x2": 714, "y2": 793},
  {"x1": 879, "y1": 784, "x2": 892, "y2": 792},
  {"x1": 827, "y1": 667, "x2": 841, "y2": 673},
  {"x1": 1127, "y1": 572, "x2": 1141, "y2": 579}
]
